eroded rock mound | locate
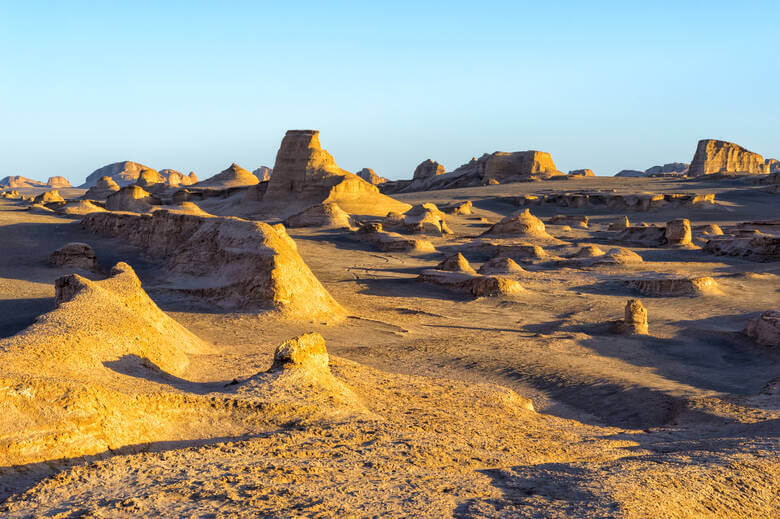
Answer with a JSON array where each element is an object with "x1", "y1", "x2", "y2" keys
[
  {"x1": 136, "y1": 168, "x2": 165, "y2": 187},
  {"x1": 57, "y1": 200, "x2": 107, "y2": 216},
  {"x1": 413, "y1": 159, "x2": 446, "y2": 180},
  {"x1": 195, "y1": 163, "x2": 260, "y2": 189},
  {"x1": 49, "y1": 242, "x2": 101, "y2": 272},
  {"x1": 82, "y1": 211, "x2": 345, "y2": 318},
  {"x1": 32, "y1": 190, "x2": 65, "y2": 205},
  {"x1": 689, "y1": 139, "x2": 768, "y2": 176},
  {"x1": 105, "y1": 185, "x2": 162, "y2": 212},
  {"x1": 418, "y1": 269, "x2": 524, "y2": 297},
  {"x1": 441, "y1": 200, "x2": 473, "y2": 215},
  {"x1": 614, "y1": 299, "x2": 648, "y2": 334},
  {"x1": 0, "y1": 176, "x2": 46, "y2": 188},
  {"x1": 253, "y1": 166, "x2": 273, "y2": 182},
  {"x1": 477, "y1": 256, "x2": 526, "y2": 274},
  {"x1": 436, "y1": 253, "x2": 476, "y2": 274},
  {"x1": 285, "y1": 202, "x2": 353, "y2": 229},
  {"x1": 704, "y1": 235, "x2": 780, "y2": 262},
  {"x1": 385, "y1": 203, "x2": 452, "y2": 235},
  {"x1": 568, "y1": 169, "x2": 594, "y2": 177},
  {"x1": 82, "y1": 176, "x2": 120, "y2": 200},
  {"x1": 483, "y1": 209, "x2": 552, "y2": 239},
  {"x1": 356, "y1": 168, "x2": 388, "y2": 184},
  {"x1": 507, "y1": 192, "x2": 715, "y2": 211},
  {"x1": 263, "y1": 130, "x2": 410, "y2": 217},
  {"x1": 550, "y1": 214, "x2": 589, "y2": 229},
  {"x1": 665, "y1": 218, "x2": 692, "y2": 246},
  {"x1": 626, "y1": 275, "x2": 721, "y2": 296},
  {"x1": 46, "y1": 176, "x2": 71, "y2": 188},
  {"x1": 81, "y1": 161, "x2": 154, "y2": 188},
  {"x1": 744, "y1": 312, "x2": 780, "y2": 347},
  {"x1": 592, "y1": 247, "x2": 644, "y2": 266},
  {"x1": 356, "y1": 223, "x2": 436, "y2": 253}
]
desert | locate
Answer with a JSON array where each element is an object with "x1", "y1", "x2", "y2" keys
[{"x1": 1, "y1": 4, "x2": 778, "y2": 517}]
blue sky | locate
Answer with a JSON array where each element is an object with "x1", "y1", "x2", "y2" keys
[{"x1": 1, "y1": 1, "x2": 778, "y2": 184}]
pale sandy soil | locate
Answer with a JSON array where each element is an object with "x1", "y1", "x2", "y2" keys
[{"x1": 0, "y1": 175, "x2": 778, "y2": 517}]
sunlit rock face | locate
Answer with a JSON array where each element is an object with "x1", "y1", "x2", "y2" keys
[
  {"x1": 689, "y1": 139, "x2": 768, "y2": 176},
  {"x1": 413, "y1": 159, "x2": 446, "y2": 180}
]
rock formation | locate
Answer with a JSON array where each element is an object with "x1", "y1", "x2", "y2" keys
[
  {"x1": 572, "y1": 245, "x2": 606, "y2": 258},
  {"x1": 49, "y1": 242, "x2": 101, "y2": 272},
  {"x1": 418, "y1": 267, "x2": 524, "y2": 297},
  {"x1": 704, "y1": 234, "x2": 780, "y2": 262},
  {"x1": 81, "y1": 211, "x2": 345, "y2": 318},
  {"x1": 32, "y1": 190, "x2": 65, "y2": 205},
  {"x1": 356, "y1": 223, "x2": 435, "y2": 253},
  {"x1": 615, "y1": 225, "x2": 667, "y2": 246},
  {"x1": 665, "y1": 218, "x2": 692, "y2": 246},
  {"x1": 356, "y1": 168, "x2": 388, "y2": 184},
  {"x1": 253, "y1": 166, "x2": 273, "y2": 182},
  {"x1": 136, "y1": 168, "x2": 165, "y2": 187},
  {"x1": 482, "y1": 209, "x2": 552, "y2": 239},
  {"x1": 83, "y1": 176, "x2": 120, "y2": 200},
  {"x1": 80, "y1": 161, "x2": 155, "y2": 188},
  {"x1": 105, "y1": 185, "x2": 162, "y2": 212},
  {"x1": 384, "y1": 203, "x2": 452, "y2": 235},
  {"x1": 626, "y1": 276, "x2": 721, "y2": 296},
  {"x1": 262, "y1": 130, "x2": 410, "y2": 217},
  {"x1": 644, "y1": 162, "x2": 689, "y2": 176},
  {"x1": 568, "y1": 169, "x2": 594, "y2": 177},
  {"x1": 614, "y1": 169, "x2": 645, "y2": 177},
  {"x1": 58, "y1": 200, "x2": 107, "y2": 216},
  {"x1": 766, "y1": 158, "x2": 780, "y2": 173},
  {"x1": 46, "y1": 176, "x2": 71, "y2": 188},
  {"x1": 413, "y1": 159, "x2": 446, "y2": 180},
  {"x1": 506, "y1": 191, "x2": 715, "y2": 212},
  {"x1": 0, "y1": 175, "x2": 46, "y2": 188},
  {"x1": 440, "y1": 200, "x2": 473, "y2": 215},
  {"x1": 592, "y1": 247, "x2": 644, "y2": 266},
  {"x1": 615, "y1": 299, "x2": 648, "y2": 334},
  {"x1": 744, "y1": 311, "x2": 780, "y2": 347},
  {"x1": 689, "y1": 139, "x2": 768, "y2": 176},
  {"x1": 608, "y1": 216, "x2": 630, "y2": 230},
  {"x1": 436, "y1": 253, "x2": 477, "y2": 274},
  {"x1": 284, "y1": 202, "x2": 353, "y2": 229},
  {"x1": 549, "y1": 214, "x2": 589, "y2": 229},
  {"x1": 195, "y1": 163, "x2": 260, "y2": 189},
  {"x1": 477, "y1": 256, "x2": 526, "y2": 274}
]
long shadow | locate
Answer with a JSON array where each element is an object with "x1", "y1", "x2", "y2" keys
[
  {"x1": 357, "y1": 277, "x2": 474, "y2": 302},
  {"x1": 0, "y1": 297, "x2": 54, "y2": 338},
  {"x1": 103, "y1": 355, "x2": 239, "y2": 393},
  {"x1": 0, "y1": 432, "x2": 281, "y2": 504}
]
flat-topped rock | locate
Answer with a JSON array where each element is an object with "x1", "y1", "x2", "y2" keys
[
  {"x1": 626, "y1": 275, "x2": 721, "y2": 296},
  {"x1": 46, "y1": 176, "x2": 71, "y2": 188},
  {"x1": 49, "y1": 242, "x2": 101, "y2": 272},
  {"x1": 744, "y1": 311, "x2": 780, "y2": 347},
  {"x1": 689, "y1": 139, "x2": 768, "y2": 176}
]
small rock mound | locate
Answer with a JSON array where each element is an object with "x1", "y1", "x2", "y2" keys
[
  {"x1": 49, "y1": 242, "x2": 101, "y2": 272},
  {"x1": 357, "y1": 223, "x2": 436, "y2": 253},
  {"x1": 436, "y1": 253, "x2": 476, "y2": 274},
  {"x1": 483, "y1": 209, "x2": 552, "y2": 238},
  {"x1": 478, "y1": 256, "x2": 526, "y2": 274},
  {"x1": 285, "y1": 202, "x2": 353, "y2": 229},
  {"x1": 270, "y1": 332, "x2": 329, "y2": 373},
  {"x1": 418, "y1": 269, "x2": 524, "y2": 297},
  {"x1": 32, "y1": 190, "x2": 65, "y2": 205},
  {"x1": 744, "y1": 312, "x2": 780, "y2": 347},
  {"x1": 58, "y1": 200, "x2": 107, "y2": 216},
  {"x1": 83, "y1": 176, "x2": 121, "y2": 200},
  {"x1": 549, "y1": 214, "x2": 589, "y2": 228},
  {"x1": 441, "y1": 200, "x2": 473, "y2": 215},
  {"x1": 665, "y1": 218, "x2": 692, "y2": 246},
  {"x1": 46, "y1": 176, "x2": 71, "y2": 188},
  {"x1": 572, "y1": 245, "x2": 606, "y2": 258},
  {"x1": 195, "y1": 163, "x2": 259, "y2": 189},
  {"x1": 699, "y1": 224, "x2": 724, "y2": 236},
  {"x1": 164, "y1": 201, "x2": 212, "y2": 216},
  {"x1": 387, "y1": 203, "x2": 452, "y2": 235},
  {"x1": 105, "y1": 185, "x2": 162, "y2": 212},
  {"x1": 608, "y1": 216, "x2": 630, "y2": 230},
  {"x1": 136, "y1": 168, "x2": 165, "y2": 187},
  {"x1": 592, "y1": 248, "x2": 644, "y2": 266}
]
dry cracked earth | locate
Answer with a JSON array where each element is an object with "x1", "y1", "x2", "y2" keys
[{"x1": 0, "y1": 173, "x2": 778, "y2": 518}]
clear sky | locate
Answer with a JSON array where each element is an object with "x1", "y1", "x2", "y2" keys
[{"x1": 1, "y1": 1, "x2": 778, "y2": 184}]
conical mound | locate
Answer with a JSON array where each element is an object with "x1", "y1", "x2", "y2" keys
[{"x1": 436, "y1": 252, "x2": 477, "y2": 274}]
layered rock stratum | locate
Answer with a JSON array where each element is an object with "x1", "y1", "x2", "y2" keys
[{"x1": 689, "y1": 139, "x2": 768, "y2": 176}]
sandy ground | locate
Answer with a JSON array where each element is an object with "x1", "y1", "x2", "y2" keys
[{"x1": 0, "y1": 175, "x2": 778, "y2": 517}]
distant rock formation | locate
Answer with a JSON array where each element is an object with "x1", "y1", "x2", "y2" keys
[
  {"x1": 766, "y1": 158, "x2": 780, "y2": 173},
  {"x1": 46, "y1": 176, "x2": 71, "y2": 188},
  {"x1": 568, "y1": 169, "x2": 594, "y2": 177},
  {"x1": 616, "y1": 170, "x2": 644, "y2": 178},
  {"x1": 413, "y1": 160, "x2": 446, "y2": 180},
  {"x1": 356, "y1": 168, "x2": 388, "y2": 184},
  {"x1": 689, "y1": 139, "x2": 768, "y2": 176},
  {"x1": 82, "y1": 211, "x2": 345, "y2": 318},
  {"x1": 195, "y1": 163, "x2": 260, "y2": 189},
  {"x1": 506, "y1": 191, "x2": 715, "y2": 212},
  {"x1": 135, "y1": 168, "x2": 165, "y2": 188},
  {"x1": 159, "y1": 169, "x2": 197, "y2": 187},
  {"x1": 32, "y1": 190, "x2": 65, "y2": 205},
  {"x1": 82, "y1": 176, "x2": 120, "y2": 200},
  {"x1": 644, "y1": 162, "x2": 689, "y2": 176},
  {"x1": 105, "y1": 185, "x2": 162, "y2": 212},
  {"x1": 253, "y1": 166, "x2": 273, "y2": 182},
  {"x1": 549, "y1": 214, "x2": 589, "y2": 229},
  {"x1": 262, "y1": 130, "x2": 410, "y2": 217},
  {"x1": 0, "y1": 176, "x2": 46, "y2": 188},
  {"x1": 81, "y1": 161, "x2": 154, "y2": 188},
  {"x1": 384, "y1": 203, "x2": 452, "y2": 236}
]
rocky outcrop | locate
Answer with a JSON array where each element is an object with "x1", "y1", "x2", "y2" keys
[
  {"x1": 284, "y1": 202, "x2": 353, "y2": 229},
  {"x1": 744, "y1": 312, "x2": 780, "y2": 347},
  {"x1": 665, "y1": 218, "x2": 692, "y2": 246},
  {"x1": 614, "y1": 170, "x2": 645, "y2": 177},
  {"x1": 766, "y1": 158, "x2": 780, "y2": 173},
  {"x1": 262, "y1": 130, "x2": 410, "y2": 217},
  {"x1": 80, "y1": 161, "x2": 154, "y2": 188},
  {"x1": 384, "y1": 203, "x2": 452, "y2": 236},
  {"x1": 483, "y1": 209, "x2": 553, "y2": 239},
  {"x1": 689, "y1": 139, "x2": 768, "y2": 176},
  {"x1": 413, "y1": 160, "x2": 446, "y2": 180},
  {"x1": 32, "y1": 190, "x2": 65, "y2": 205},
  {"x1": 136, "y1": 168, "x2": 165, "y2": 187},
  {"x1": 626, "y1": 276, "x2": 721, "y2": 296},
  {"x1": 356, "y1": 168, "x2": 388, "y2": 184},
  {"x1": 704, "y1": 235, "x2": 780, "y2": 262},
  {"x1": 49, "y1": 242, "x2": 101, "y2": 272},
  {"x1": 356, "y1": 223, "x2": 435, "y2": 253},
  {"x1": 253, "y1": 166, "x2": 273, "y2": 182},
  {"x1": 608, "y1": 216, "x2": 630, "y2": 230},
  {"x1": 81, "y1": 211, "x2": 345, "y2": 318},
  {"x1": 614, "y1": 299, "x2": 648, "y2": 334},
  {"x1": 505, "y1": 191, "x2": 716, "y2": 211},
  {"x1": 417, "y1": 269, "x2": 524, "y2": 297},
  {"x1": 195, "y1": 163, "x2": 260, "y2": 189},
  {"x1": 644, "y1": 163, "x2": 689, "y2": 176},
  {"x1": 568, "y1": 169, "x2": 594, "y2": 177},
  {"x1": 592, "y1": 248, "x2": 644, "y2": 266},
  {"x1": 83, "y1": 176, "x2": 120, "y2": 200},
  {"x1": 57, "y1": 200, "x2": 107, "y2": 216},
  {"x1": 105, "y1": 185, "x2": 162, "y2": 212},
  {"x1": 440, "y1": 200, "x2": 473, "y2": 215},
  {"x1": 477, "y1": 256, "x2": 525, "y2": 274},
  {"x1": 549, "y1": 214, "x2": 589, "y2": 229},
  {"x1": 436, "y1": 253, "x2": 477, "y2": 274},
  {"x1": 46, "y1": 176, "x2": 71, "y2": 188},
  {"x1": 0, "y1": 176, "x2": 46, "y2": 188}
]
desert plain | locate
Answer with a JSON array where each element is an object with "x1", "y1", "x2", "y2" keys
[{"x1": 0, "y1": 132, "x2": 778, "y2": 518}]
